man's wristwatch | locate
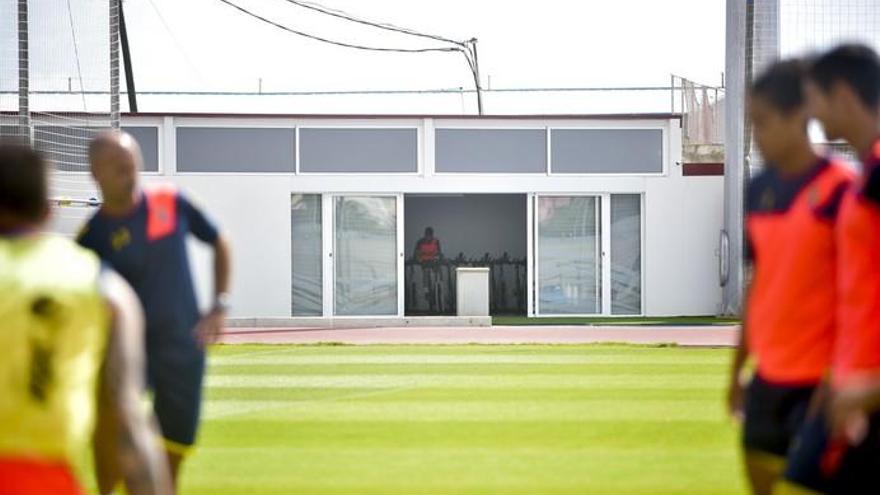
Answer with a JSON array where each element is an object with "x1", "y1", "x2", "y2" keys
[{"x1": 212, "y1": 293, "x2": 231, "y2": 313}]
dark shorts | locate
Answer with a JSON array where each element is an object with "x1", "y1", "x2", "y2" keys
[
  {"x1": 743, "y1": 374, "x2": 816, "y2": 458},
  {"x1": 784, "y1": 406, "x2": 880, "y2": 494},
  {"x1": 782, "y1": 410, "x2": 835, "y2": 493},
  {"x1": 829, "y1": 412, "x2": 880, "y2": 494},
  {"x1": 146, "y1": 330, "x2": 206, "y2": 451}
]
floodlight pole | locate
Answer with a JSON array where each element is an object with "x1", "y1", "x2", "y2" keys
[
  {"x1": 721, "y1": 0, "x2": 747, "y2": 316},
  {"x1": 722, "y1": 0, "x2": 780, "y2": 316}
]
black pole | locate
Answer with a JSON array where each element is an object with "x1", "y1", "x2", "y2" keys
[
  {"x1": 119, "y1": 0, "x2": 138, "y2": 112},
  {"x1": 470, "y1": 39, "x2": 483, "y2": 115}
]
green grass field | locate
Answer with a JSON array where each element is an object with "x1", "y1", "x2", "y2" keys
[{"x1": 170, "y1": 344, "x2": 745, "y2": 494}]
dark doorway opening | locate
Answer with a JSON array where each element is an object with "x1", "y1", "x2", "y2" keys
[{"x1": 404, "y1": 194, "x2": 527, "y2": 316}]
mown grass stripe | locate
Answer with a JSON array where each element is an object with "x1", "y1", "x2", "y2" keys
[{"x1": 205, "y1": 373, "x2": 724, "y2": 389}]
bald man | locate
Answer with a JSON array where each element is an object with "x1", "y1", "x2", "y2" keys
[{"x1": 78, "y1": 131, "x2": 231, "y2": 494}]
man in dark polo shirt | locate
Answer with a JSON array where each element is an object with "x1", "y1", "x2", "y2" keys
[{"x1": 78, "y1": 131, "x2": 232, "y2": 495}]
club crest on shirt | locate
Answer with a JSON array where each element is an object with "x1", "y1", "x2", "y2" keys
[{"x1": 111, "y1": 227, "x2": 131, "y2": 251}]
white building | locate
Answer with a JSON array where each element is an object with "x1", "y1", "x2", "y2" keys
[{"x1": 50, "y1": 112, "x2": 724, "y2": 322}]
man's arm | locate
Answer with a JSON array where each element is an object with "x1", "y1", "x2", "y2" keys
[
  {"x1": 412, "y1": 239, "x2": 422, "y2": 260},
  {"x1": 178, "y1": 193, "x2": 232, "y2": 347},
  {"x1": 727, "y1": 319, "x2": 749, "y2": 421},
  {"x1": 196, "y1": 234, "x2": 232, "y2": 347},
  {"x1": 726, "y1": 254, "x2": 753, "y2": 421},
  {"x1": 95, "y1": 269, "x2": 172, "y2": 495}
]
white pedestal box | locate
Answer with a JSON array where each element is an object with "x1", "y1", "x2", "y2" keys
[{"x1": 456, "y1": 267, "x2": 490, "y2": 317}]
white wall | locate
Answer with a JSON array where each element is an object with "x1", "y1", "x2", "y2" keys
[
  {"x1": 643, "y1": 125, "x2": 723, "y2": 316},
  {"x1": 115, "y1": 115, "x2": 723, "y2": 318}
]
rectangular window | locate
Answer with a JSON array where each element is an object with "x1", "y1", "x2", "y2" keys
[
  {"x1": 610, "y1": 194, "x2": 642, "y2": 314},
  {"x1": 299, "y1": 128, "x2": 417, "y2": 173},
  {"x1": 551, "y1": 129, "x2": 663, "y2": 174},
  {"x1": 291, "y1": 194, "x2": 323, "y2": 316},
  {"x1": 435, "y1": 129, "x2": 547, "y2": 173},
  {"x1": 176, "y1": 127, "x2": 295, "y2": 173},
  {"x1": 122, "y1": 126, "x2": 159, "y2": 172}
]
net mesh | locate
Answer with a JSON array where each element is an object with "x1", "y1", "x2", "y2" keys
[
  {"x1": 681, "y1": 78, "x2": 724, "y2": 146},
  {"x1": 1, "y1": 0, "x2": 118, "y2": 236},
  {"x1": 749, "y1": 0, "x2": 880, "y2": 167}
]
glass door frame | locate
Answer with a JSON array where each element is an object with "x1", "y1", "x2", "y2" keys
[
  {"x1": 321, "y1": 193, "x2": 405, "y2": 318},
  {"x1": 529, "y1": 193, "x2": 643, "y2": 317}
]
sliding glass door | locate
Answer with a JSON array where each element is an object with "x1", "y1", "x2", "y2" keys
[
  {"x1": 532, "y1": 194, "x2": 642, "y2": 316},
  {"x1": 333, "y1": 195, "x2": 402, "y2": 316},
  {"x1": 536, "y1": 196, "x2": 602, "y2": 315}
]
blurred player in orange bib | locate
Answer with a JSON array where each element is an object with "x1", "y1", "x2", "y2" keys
[
  {"x1": 782, "y1": 43, "x2": 880, "y2": 494},
  {"x1": 726, "y1": 60, "x2": 854, "y2": 495}
]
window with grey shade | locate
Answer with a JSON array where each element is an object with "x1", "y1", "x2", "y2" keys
[
  {"x1": 551, "y1": 129, "x2": 663, "y2": 174},
  {"x1": 122, "y1": 126, "x2": 159, "y2": 172},
  {"x1": 611, "y1": 194, "x2": 642, "y2": 315},
  {"x1": 299, "y1": 128, "x2": 417, "y2": 173},
  {"x1": 176, "y1": 127, "x2": 295, "y2": 173},
  {"x1": 435, "y1": 129, "x2": 547, "y2": 173},
  {"x1": 291, "y1": 194, "x2": 323, "y2": 316}
]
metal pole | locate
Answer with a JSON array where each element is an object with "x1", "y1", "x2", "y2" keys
[
  {"x1": 670, "y1": 74, "x2": 675, "y2": 113},
  {"x1": 119, "y1": 0, "x2": 138, "y2": 113},
  {"x1": 110, "y1": 0, "x2": 120, "y2": 128},
  {"x1": 469, "y1": 39, "x2": 484, "y2": 115},
  {"x1": 18, "y1": 0, "x2": 30, "y2": 143},
  {"x1": 722, "y1": 0, "x2": 747, "y2": 316}
]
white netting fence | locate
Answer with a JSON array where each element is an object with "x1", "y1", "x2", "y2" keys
[
  {"x1": 722, "y1": 0, "x2": 880, "y2": 315},
  {"x1": 749, "y1": 0, "x2": 880, "y2": 167},
  {"x1": 1, "y1": 0, "x2": 118, "y2": 236}
]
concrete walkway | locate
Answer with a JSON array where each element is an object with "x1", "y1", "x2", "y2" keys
[{"x1": 219, "y1": 325, "x2": 740, "y2": 347}]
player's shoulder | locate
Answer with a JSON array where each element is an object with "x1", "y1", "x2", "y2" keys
[
  {"x1": 822, "y1": 157, "x2": 857, "y2": 183},
  {"x1": 76, "y1": 209, "x2": 105, "y2": 243}
]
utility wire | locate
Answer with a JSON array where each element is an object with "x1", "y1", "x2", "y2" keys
[
  {"x1": 281, "y1": 0, "x2": 468, "y2": 47},
  {"x1": 215, "y1": 0, "x2": 483, "y2": 112},
  {"x1": 216, "y1": 0, "x2": 462, "y2": 54},
  {"x1": 145, "y1": 0, "x2": 207, "y2": 83},
  {"x1": 65, "y1": 0, "x2": 88, "y2": 110}
]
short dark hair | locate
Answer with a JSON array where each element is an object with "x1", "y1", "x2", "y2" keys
[
  {"x1": 751, "y1": 59, "x2": 807, "y2": 114},
  {"x1": 808, "y1": 44, "x2": 880, "y2": 108},
  {"x1": 425, "y1": 227, "x2": 434, "y2": 235},
  {"x1": 0, "y1": 140, "x2": 48, "y2": 221}
]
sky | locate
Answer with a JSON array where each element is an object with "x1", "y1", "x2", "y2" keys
[
  {"x1": 0, "y1": 0, "x2": 727, "y2": 114},
  {"x1": 1, "y1": 0, "x2": 878, "y2": 115}
]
